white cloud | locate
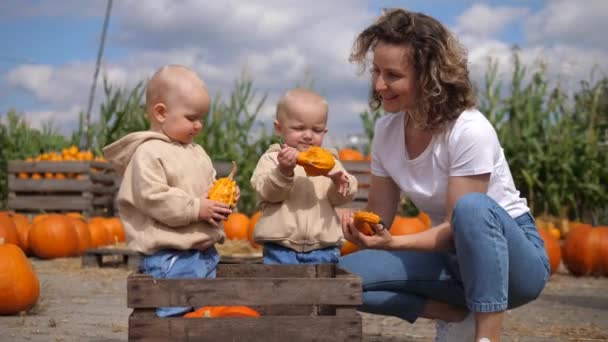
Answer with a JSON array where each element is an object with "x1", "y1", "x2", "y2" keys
[
  {"x1": 455, "y1": 4, "x2": 528, "y2": 38},
  {"x1": 525, "y1": 0, "x2": 608, "y2": 47}
]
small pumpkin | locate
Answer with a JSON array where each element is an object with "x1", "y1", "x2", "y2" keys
[
  {"x1": 68, "y1": 216, "x2": 93, "y2": 255},
  {"x1": 184, "y1": 306, "x2": 261, "y2": 318},
  {"x1": 296, "y1": 146, "x2": 336, "y2": 177},
  {"x1": 223, "y1": 213, "x2": 250, "y2": 240},
  {"x1": 340, "y1": 240, "x2": 361, "y2": 256},
  {"x1": 10, "y1": 213, "x2": 31, "y2": 254},
  {"x1": 88, "y1": 217, "x2": 111, "y2": 247},
  {"x1": 28, "y1": 214, "x2": 79, "y2": 259},
  {"x1": 390, "y1": 216, "x2": 428, "y2": 236},
  {"x1": 105, "y1": 217, "x2": 126, "y2": 243},
  {"x1": 208, "y1": 161, "x2": 239, "y2": 208},
  {"x1": 353, "y1": 211, "x2": 383, "y2": 236},
  {"x1": 0, "y1": 238, "x2": 40, "y2": 315},
  {"x1": 562, "y1": 224, "x2": 608, "y2": 276}
]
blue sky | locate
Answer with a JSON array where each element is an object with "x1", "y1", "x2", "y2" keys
[{"x1": 1, "y1": 0, "x2": 607, "y2": 145}]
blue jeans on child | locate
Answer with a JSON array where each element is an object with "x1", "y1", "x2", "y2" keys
[
  {"x1": 263, "y1": 243, "x2": 340, "y2": 264},
  {"x1": 339, "y1": 193, "x2": 551, "y2": 323},
  {"x1": 139, "y1": 247, "x2": 220, "y2": 317}
]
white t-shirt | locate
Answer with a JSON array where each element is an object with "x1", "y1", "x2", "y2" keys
[{"x1": 371, "y1": 109, "x2": 529, "y2": 226}]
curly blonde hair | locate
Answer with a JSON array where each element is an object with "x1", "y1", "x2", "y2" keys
[{"x1": 350, "y1": 8, "x2": 476, "y2": 130}]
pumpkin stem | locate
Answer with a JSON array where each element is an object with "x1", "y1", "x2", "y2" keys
[{"x1": 227, "y1": 161, "x2": 237, "y2": 180}]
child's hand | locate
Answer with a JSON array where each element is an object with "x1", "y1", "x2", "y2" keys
[
  {"x1": 277, "y1": 145, "x2": 298, "y2": 177},
  {"x1": 199, "y1": 195, "x2": 232, "y2": 227},
  {"x1": 327, "y1": 169, "x2": 350, "y2": 197}
]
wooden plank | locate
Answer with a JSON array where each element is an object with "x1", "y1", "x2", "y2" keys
[
  {"x1": 216, "y1": 264, "x2": 318, "y2": 278},
  {"x1": 127, "y1": 276, "x2": 361, "y2": 308},
  {"x1": 8, "y1": 178, "x2": 94, "y2": 192},
  {"x1": 341, "y1": 161, "x2": 370, "y2": 173},
  {"x1": 8, "y1": 161, "x2": 91, "y2": 173},
  {"x1": 128, "y1": 314, "x2": 362, "y2": 342},
  {"x1": 8, "y1": 196, "x2": 92, "y2": 210}
]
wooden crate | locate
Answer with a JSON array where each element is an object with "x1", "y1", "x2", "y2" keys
[
  {"x1": 341, "y1": 161, "x2": 371, "y2": 209},
  {"x1": 127, "y1": 264, "x2": 362, "y2": 341},
  {"x1": 7, "y1": 160, "x2": 118, "y2": 217}
]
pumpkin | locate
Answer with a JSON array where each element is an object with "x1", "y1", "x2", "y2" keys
[
  {"x1": 0, "y1": 212, "x2": 19, "y2": 247},
  {"x1": 68, "y1": 216, "x2": 93, "y2": 255},
  {"x1": 184, "y1": 306, "x2": 261, "y2": 318},
  {"x1": 105, "y1": 217, "x2": 125, "y2": 243},
  {"x1": 389, "y1": 216, "x2": 428, "y2": 236},
  {"x1": 88, "y1": 217, "x2": 111, "y2": 247},
  {"x1": 0, "y1": 238, "x2": 40, "y2": 315},
  {"x1": 538, "y1": 228, "x2": 562, "y2": 274},
  {"x1": 296, "y1": 146, "x2": 336, "y2": 176},
  {"x1": 208, "y1": 161, "x2": 239, "y2": 208},
  {"x1": 338, "y1": 148, "x2": 364, "y2": 161},
  {"x1": 28, "y1": 214, "x2": 79, "y2": 259},
  {"x1": 340, "y1": 240, "x2": 361, "y2": 256},
  {"x1": 248, "y1": 211, "x2": 262, "y2": 248},
  {"x1": 353, "y1": 211, "x2": 383, "y2": 236},
  {"x1": 417, "y1": 211, "x2": 432, "y2": 229},
  {"x1": 562, "y1": 224, "x2": 608, "y2": 276},
  {"x1": 10, "y1": 213, "x2": 31, "y2": 254},
  {"x1": 223, "y1": 213, "x2": 250, "y2": 240}
]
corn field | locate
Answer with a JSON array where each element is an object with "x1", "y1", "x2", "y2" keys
[{"x1": 1, "y1": 58, "x2": 607, "y2": 223}]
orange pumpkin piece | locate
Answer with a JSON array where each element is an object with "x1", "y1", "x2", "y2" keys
[
  {"x1": 184, "y1": 306, "x2": 261, "y2": 318},
  {"x1": 208, "y1": 161, "x2": 239, "y2": 208},
  {"x1": 296, "y1": 146, "x2": 336, "y2": 176},
  {"x1": 563, "y1": 224, "x2": 608, "y2": 276},
  {"x1": 0, "y1": 238, "x2": 40, "y2": 315},
  {"x1": 0, "y1": 212, "x2": 20, "y2": 247},
  {"x1": 28, "y1": 214, "x2": 79, "y2": 259},
  {"x1": 223, "y1": 213, "x2": 250, "y2": 240},
  {"x1": 340, "y1": 240, "x2": 361, "y2": 256},
  {"x1": 353, "y1": 211, "x2": 383, "y2": 236}
]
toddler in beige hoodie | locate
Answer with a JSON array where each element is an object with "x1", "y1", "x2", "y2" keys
[
  {"x1": 104, "y1": 65, "x2": 234, "y2": 317},
  {"x1": 251, "y1": 88, "x2": 358, "y2": 264}
]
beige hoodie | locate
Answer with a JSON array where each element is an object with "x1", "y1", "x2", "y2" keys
[
  {"x1": 251, "y1": 144, "x2": 358, "y2": 252},
  {"x1": 104, "y1": 131, "x2": 224, "y2": 255}
]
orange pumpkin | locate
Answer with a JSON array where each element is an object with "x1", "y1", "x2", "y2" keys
[
  {"x1": 389, "y1": 216, "x2": 428, "y2": 236},
  {"x1": 68, "y1": 217, "x2": 93, "y2": 255},
  {"x1": 208, "y1": 161, "x2": 239, "y2": 208},
  {"x1": 10, "y1": 213, "x2": 31, "y2": 254},
  {"x1": 563, "y1": 224, "x2": 608, "y2": 276},
  {"x1": 340, "y1": 240, "x2": 361, "y2": 256},
  {"x1": 184, "y1": 306, "x2": 260, "y2": 318},
  {"x1": 223, "y1": 213, "x2": 250, "y2": 240},
  {"x1": 353, "y1": 211, "x2": 382, "y2": 236},
  {"x1": 32, "y1": 214, "x2": 49, "y2": 225},
  {"x1": 105, "y1": 217, "x2": 126, "y2": 243},
  {"x1": 538, "y1": 228, "x2": 561, "y2": 274},
  {"x1": 88, "y1": 217, "x2": 111, "y2": 247},
  {"x1": 417, "y1": 211, "x2": 432, "y2": 229},
  {"x1": 296, "y1": 146, "x2": 336, "y2": 176},
  {"x1": 248, "y1": 211, "x2": 262, "y2": 248},
  {"x1": 338, "y1": 148, "x2": 364, "y2": 161},
  {"x1": 0, "y1": 212, "x2": 20, "y2": 246},
  {"x1": 28, "y1": 214, "x2": 79, "y2": 259},
  {"x1": 0, "y1": 238, "x2": 40, "y2": 315}
]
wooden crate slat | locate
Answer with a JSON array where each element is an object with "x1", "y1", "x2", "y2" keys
[
  {"x1": 127, "y1": 274, "x2": 361, "y2": 308},
  {"x1": 128, "y1": 313, "x2": 361, "y2": 342},
  {"x1": 93, "y1": 196, "x2": 113, "y2": 205},
  {"x1": 8, "y1": 196, "x2": 92, "y2": 210},
  {"x1": 216, "y1": 264, "x2": 318, "y2": 278},
  {"x1": 8, "y1": 161, "x2": 93, "y2": 174},
  {"x1": 90, "y1": 161, "x2": 115, "y2": 170},
  {"x1": 89, "y1": 173, "x2": 118, "y2": 184},
  {"x1": 8, "y1": 178, "x2": 94, "y2": 192},
  {"x1": 341, "y1": 161, "x2": 370, "y2": 173}
]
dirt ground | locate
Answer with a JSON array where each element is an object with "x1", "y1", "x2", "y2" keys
[{"x1": 1, "y1": 258, "x2": 607, "y2": 342}]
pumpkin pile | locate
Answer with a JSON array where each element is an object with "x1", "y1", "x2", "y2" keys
[
  {"x1": 0, "y1": 211, "x2": 125, "y2": 259},
  {"x1": 17, "y1": 145, "x2": 107, "y2": 180}
]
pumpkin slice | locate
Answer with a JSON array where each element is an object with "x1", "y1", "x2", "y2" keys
[
  {"x1": 353, "y1": 211, "x2": 383, "y2": 236},
  {"x1": 296, "y1": 146, "x2": 335, "y2": 177}
]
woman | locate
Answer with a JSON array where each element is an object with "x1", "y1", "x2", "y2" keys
[{"x1": 339, "y1": 8, "x2": 550, "y2": 342}]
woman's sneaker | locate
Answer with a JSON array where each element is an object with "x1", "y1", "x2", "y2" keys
[{"x1": 434, "y1": 312, "x2": 475, "y2": 342}]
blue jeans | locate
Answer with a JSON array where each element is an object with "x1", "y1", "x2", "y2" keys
[
  {"x1": 139, "y1": 247, "x2": 220, "y2": 317},
  {"x1": 263, "y1": 243, "x2": 340, "y2": 264},
  {"x1": 339, "y1": 193, "x2": 550, "y2": 323}
]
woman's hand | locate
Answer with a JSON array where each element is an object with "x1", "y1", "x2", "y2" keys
[{"x1": 341, "y1": 211, "x2": 394, "y2": 250}]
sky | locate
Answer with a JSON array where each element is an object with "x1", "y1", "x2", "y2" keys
[{"x1": 1, "y1": 0, "x2": 607, "y2": 146}]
